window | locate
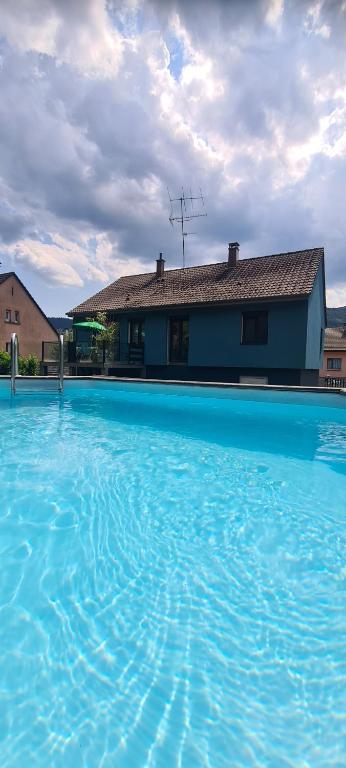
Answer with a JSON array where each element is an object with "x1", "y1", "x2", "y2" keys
[
  {"x1": 5, "y1": 309, "x2": 11, "y2": 323},
  {"x1": 327, "y1": 358, "x2": 341, "y2": 370},
  {"x1": 14, "y1": 311, "x2": 20, "y2": 324},
  {"x1": 129, "y1": 319, "x2": 145, "y2": 346},
  {"x1": 169, "y1": 317, "x2": 189, "y2": 363},
  {"x1": 241, "y1": 311, "x2": 268, "y2": 345}
]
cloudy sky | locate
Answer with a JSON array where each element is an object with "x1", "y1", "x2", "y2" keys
[{"x1": 0, "y1": 0, "x2": 345, "y2": 314}]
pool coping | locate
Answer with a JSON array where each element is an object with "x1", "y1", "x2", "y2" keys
[{"x1": 0, "y1": 374, "x2": 345, "y2": 395}]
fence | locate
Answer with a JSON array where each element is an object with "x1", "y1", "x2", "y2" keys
[
  {"x1": 42, "y1": 340, "x2": 68, "y2": 363},
  {"x1": 320, "y1": 376, "x2": 346, "y2": 388}
]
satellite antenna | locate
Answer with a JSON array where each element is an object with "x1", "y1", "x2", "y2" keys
[{"x1": 168, "y1": 187, "x2": 207, "y2": 267}]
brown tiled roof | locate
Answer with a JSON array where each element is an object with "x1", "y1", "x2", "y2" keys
[
  {"x1": 69, "y1": 248, "x2": 324, "y2": 315},
  {"x1": 324, "y1": 326, "x2": 346, "y2": 351},
  {"x1": 0, "y1": 272, "x2": 14, "y2": 286}
]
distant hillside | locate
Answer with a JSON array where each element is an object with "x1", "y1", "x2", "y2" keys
[
  {"x1": 327, "y1": 306, "x2": 346, "y2": 327},
  {"x1": 48, "y1": 317, "x2": 73, "y2": 331}
]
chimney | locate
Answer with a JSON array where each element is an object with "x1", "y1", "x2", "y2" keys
[
  {"x1": 156, "y1": 252, "x2": 165, "y2": 278},
  {"x1": 228, "y1": 241, "x2": 239, "y2": 268}
]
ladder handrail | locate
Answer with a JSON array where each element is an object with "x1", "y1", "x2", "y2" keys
[
  {"x1": 10, "y1": 333, "x2": 18, "y2": 395},
  {"x1": 59, "y1": 334, "x2": 64, "y2": 393},
  {"x1": 10, "y1": 333, "x2": 64, "y2": 395}
]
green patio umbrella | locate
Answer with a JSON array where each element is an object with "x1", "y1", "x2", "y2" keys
[{"x1": 73, "y1": 321, "x2": 106, "y2": 331}]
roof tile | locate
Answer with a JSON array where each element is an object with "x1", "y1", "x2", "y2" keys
[
  {"x1": 69, "y1": 248, "x2": 324, "y2": 315},
  {"x1": 324, "y1": 326, "x2": 346, "y2": 351}
]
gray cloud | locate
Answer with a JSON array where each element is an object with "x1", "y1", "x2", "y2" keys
[{"x1": 0, "y1": 0, "x2": 345, "y2": 308}]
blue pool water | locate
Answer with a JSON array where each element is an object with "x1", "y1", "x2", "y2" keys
[{"x1": 0, "y1": 380, "x2": 345, "y2": 767}]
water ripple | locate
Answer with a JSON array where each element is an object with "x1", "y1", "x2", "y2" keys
[{"x1": 0, "y1": 389, "x2": 345, "y2": 766}]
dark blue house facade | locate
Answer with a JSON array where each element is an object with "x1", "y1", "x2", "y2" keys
[{"x1": 69, "y1": 244, "x2": 326, "y2": 386}]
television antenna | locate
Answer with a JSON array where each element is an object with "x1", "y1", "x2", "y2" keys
[{"x1": 168, "y1": 187, "x2": 207, "y2": 267}]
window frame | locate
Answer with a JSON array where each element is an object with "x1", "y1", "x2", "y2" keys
[
  {"x1": 169, "y1": 316, "x2": 189, "y2": 364},
  {"x1": 5, "y1": 309, "x2": 11, "y2": 323},
  {"x1": 14, "y1": 310, "x2": 20, "y2": 324},
  {"x1": 128, "y1": 318, "x2": 145, "y2": 347},
  {"x1": 241, "y1": 310, "x2": 268, "y2": 345},
  {"x1": 327, "y1": 357, "x2": 341, "y2": 370}
]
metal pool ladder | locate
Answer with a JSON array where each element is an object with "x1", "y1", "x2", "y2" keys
[{"x1": 10, "y1": 333, "x2": 64, "y2": 395}]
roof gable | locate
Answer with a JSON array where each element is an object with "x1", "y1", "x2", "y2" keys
[
  {"x1": 69, "y1": 247, "x2": 324, "y2": 315},
  {"x1": 0, "y1": 271, "x2": 58, "y2": 336}
]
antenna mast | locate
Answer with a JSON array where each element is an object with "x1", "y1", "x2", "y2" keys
[{"x1": 168, "y1": 187, "x2": 207, "y2": 267}]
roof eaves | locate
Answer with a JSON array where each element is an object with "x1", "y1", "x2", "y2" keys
[{"x1": 69, "y1": 291, "x2": 310, "y2": 316}]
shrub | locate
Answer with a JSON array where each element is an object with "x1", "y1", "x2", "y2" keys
[
  {"x1": 18, "y1": 354, "x2": 40, "y2": 375},
  {"x1": 0, "y1": 349, "x2": 40, "y2": 375},
  {"x1": 25, "y1": 354, "x2": 40, "y2": 376},
  {"x1": 0, "y1": 350, "x2": 11, "y2": 374}
]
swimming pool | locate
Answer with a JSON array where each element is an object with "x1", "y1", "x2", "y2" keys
[{"x1": 0, "y1": 380, "x2": 345, "y2": 767}]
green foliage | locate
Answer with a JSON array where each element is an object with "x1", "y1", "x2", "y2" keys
[
  {"x1": 85, "y1": 313, "x2": 119, "y2": 363},
  {"x1": 25, "y1": 354, "x2": 40, "y2": 375},
  {"x1": 0, "y1": 349, "x2": 40, "y2": 375},
  {"x1": 0, "y1": 350, "x2": 11, "y2": 374},
  {"x1": 93, "y1": 312, "x2": 119, "y2": 345}
]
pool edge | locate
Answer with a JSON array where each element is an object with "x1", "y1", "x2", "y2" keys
[{"x1": 0, "y1": 374, "x2": 344, "y2": 395}]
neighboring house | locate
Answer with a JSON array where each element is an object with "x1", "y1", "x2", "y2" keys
[
  {"x1": 320, "y1": 326, "x2": 346, "y2": 384},
  {"x1": 68, "y1": 243, "x2": 326, "y2": 386},
  {"x1": 0, "y1": 272, "x2": 58, "y2": 359}
]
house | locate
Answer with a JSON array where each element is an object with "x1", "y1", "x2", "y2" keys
[
  {"x1": 320, "y1": 326, "x2": 346, "y2": 385},
  {"x1": 68, "y1": 243, "x2": 326, "y2": 386},
  {"x1": 0, "y1": 272, "x2": 58, "y2": 360}
]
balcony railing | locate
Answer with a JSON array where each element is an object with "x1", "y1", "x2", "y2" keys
[
  {"x1": 321, "y1": 376, "x2": 346, "y2": 388},
  {"x1": 42, "y1": 340, "x2": 68, "y2": 363},
  {"x1": 66, "y1": 341, "x2": 144, "y2": 366}
]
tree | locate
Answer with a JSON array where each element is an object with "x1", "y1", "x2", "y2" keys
[{"x1": 86, "y1": 312, "x2": 119, "y2": 363}]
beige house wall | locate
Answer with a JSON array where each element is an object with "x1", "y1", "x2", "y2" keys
[
  {"x1": 320, "y1": 349, "x2": 346, "y2": 378},
  {"x1": 0, "y1": 275, "x2": 58, "y2": 358}
]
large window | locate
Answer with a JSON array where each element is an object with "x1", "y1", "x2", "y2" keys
[
  {"x1": 241, "y1": 311, "x2": 268, "y2": 345},
  {"x1": 327, "y1": 358, "x2": 341, "y2": 370},
  {"x1": 129, "y1": 319, "x2": 145, "y2": 346},
  {"x1": 169, "y1": 317, "x2": 189, "y2": 363}
]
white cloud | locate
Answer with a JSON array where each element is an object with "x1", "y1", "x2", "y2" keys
[
  {"x1": 304, "y1": 2, "x2": 331, "y2": 39},
  {"x1": 0, "y1": 0, "x2": 123, "y2": 77},
  {"x1": 0, "y1": 0, "x2": 346, "y2": 311},
  {"x1": 326, "y1": 284, "x2": 346, "y2": 307},
  {"x1": 9, "y1": 237, "x2": 85, "y2": 287},
  {"x1": 265, "y1": 0, "x2": 284, "y2": 29},
  {"x1": 4, "y1": 229, "x2": 155, "y2": 290}
]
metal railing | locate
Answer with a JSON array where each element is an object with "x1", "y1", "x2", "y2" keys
[
  {"x1": 59, "y1": 334, "x2": 64, "y2": 392},
  {"x1": 66, "y1": 341, "x2": 144, "y2": 366},
  {"x1": 10, "y1": 333, "x2": 64, "y2": 394},
  {"x1": 321, "y1": 376, "x2": 346, "y2": 388},
  {"x1": 10, "y1": 333, "x2": 18, "y2": 395}
]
